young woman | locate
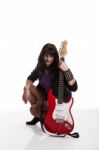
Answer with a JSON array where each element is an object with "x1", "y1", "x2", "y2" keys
[{"x1": 22, "y1": 43, "x2": 78, "y2": 125}]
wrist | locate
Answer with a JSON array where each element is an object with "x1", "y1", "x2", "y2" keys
[
  {"x1": 24, "y1": 86, "x2": 30, "y2": 91},
  {"x1": 63, "y1": 67, "x2": 69, "y2": 72}
]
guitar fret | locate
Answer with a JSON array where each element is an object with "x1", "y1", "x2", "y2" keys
[{"x1": 58, "y1": 65, "x2": 66, "y2": 104}]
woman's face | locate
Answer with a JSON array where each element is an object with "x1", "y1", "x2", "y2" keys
[{"x1": 44, "y1": 54, "x2": 54, "y2": 66}]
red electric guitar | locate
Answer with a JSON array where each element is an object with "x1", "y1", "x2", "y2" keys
[{"x1": 42, "y1": 41, "x2": 78, "y2": 137}]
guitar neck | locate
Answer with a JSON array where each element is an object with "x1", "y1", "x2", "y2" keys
[
  {"x1": 58, "y1": 40, "x2": 68, "y2": 104},
  {"x1": 58, "y1": 69, "x2": 64, "y2": 104}
]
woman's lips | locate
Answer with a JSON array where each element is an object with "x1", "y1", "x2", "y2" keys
[{"x1": 46, "y1": 61, "x2": 51, "y2": 63}]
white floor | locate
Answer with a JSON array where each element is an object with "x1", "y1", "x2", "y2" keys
[{"x1": 0, "y1": 109, "x2": 99, "y2": 150}]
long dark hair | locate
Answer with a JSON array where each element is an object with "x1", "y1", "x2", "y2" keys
[{"x1": 37, "y1": 43, "x2": 59, "y2": 78}]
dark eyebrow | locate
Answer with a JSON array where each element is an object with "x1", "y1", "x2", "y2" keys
[{"x1": 44, "y1": 53, "x2": 54, "y2": 57}]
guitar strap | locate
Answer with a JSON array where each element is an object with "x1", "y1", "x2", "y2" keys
[{"x1": 39, "y1": 98, "x2": 79, "y2": 138}]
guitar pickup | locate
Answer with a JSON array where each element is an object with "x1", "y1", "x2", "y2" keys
[{"x1": 56, "y1": 118, "x2": 64, "y2": 124}]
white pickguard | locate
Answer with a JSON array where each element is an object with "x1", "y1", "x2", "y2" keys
[{"x1": 52, "y1": 97, "x2": 73, "y2": 125}]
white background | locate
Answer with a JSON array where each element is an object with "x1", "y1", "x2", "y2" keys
[
  {"x1": 0, "y1": 1, "x2": 99, "y2": 150},
  {"x1": 0, "y1": 0, "x2": 99, "y2": 110}
]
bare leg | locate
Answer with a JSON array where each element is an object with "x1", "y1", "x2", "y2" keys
[{"x1": 29, "y1": 85, "x2": 48, "y2": 117}]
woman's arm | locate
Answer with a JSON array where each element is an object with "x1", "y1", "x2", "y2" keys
[
  {"x1": 59, "y1": 60, "x2": 78, "y2": 91},
  {"x1": 22, "y1": 65, "x2": 38, "y2": 103},
  {"x1": 25, "y1": 79, "x2": 33, "y2": 90}
]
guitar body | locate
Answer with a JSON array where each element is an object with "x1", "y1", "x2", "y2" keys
[{"x1": 42, "y1": 89, "x2": 74, "y2": 135}]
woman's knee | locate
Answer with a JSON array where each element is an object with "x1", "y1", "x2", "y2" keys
[
  {"x1": 30, "y1": 85, "x2": 45, "y2": 102},
  {"x1": 30, "y1": 85, "x2": 37, "y2": 95}
]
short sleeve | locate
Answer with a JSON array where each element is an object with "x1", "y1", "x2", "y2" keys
[{"x1": 27, "y1": 66, "x2": 38, "y2": 82}]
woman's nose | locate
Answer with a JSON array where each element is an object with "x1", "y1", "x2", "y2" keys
[{"x1": 47, "y1": 56, "x2": 51, "y2": 61}]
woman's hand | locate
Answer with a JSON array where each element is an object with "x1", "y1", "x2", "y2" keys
[
  {"x1": 59, "y1": 60, "x2": 69, "y2": 72},
  {"x1": 22, "y1": 87, "x2": 31, "y2": 104}
]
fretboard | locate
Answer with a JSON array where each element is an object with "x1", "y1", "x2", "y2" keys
[{"x1": 58, "y1": 57, "x2": 65, "y2": 104}]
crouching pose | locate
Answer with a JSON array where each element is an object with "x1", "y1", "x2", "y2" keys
[{"x1": 22, "y1": 43, "x2": 78, "y2": 125}]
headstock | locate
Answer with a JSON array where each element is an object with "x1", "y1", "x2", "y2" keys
[{"x1": 58, "y1": 40, "x2": 68, "y2": 58}]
